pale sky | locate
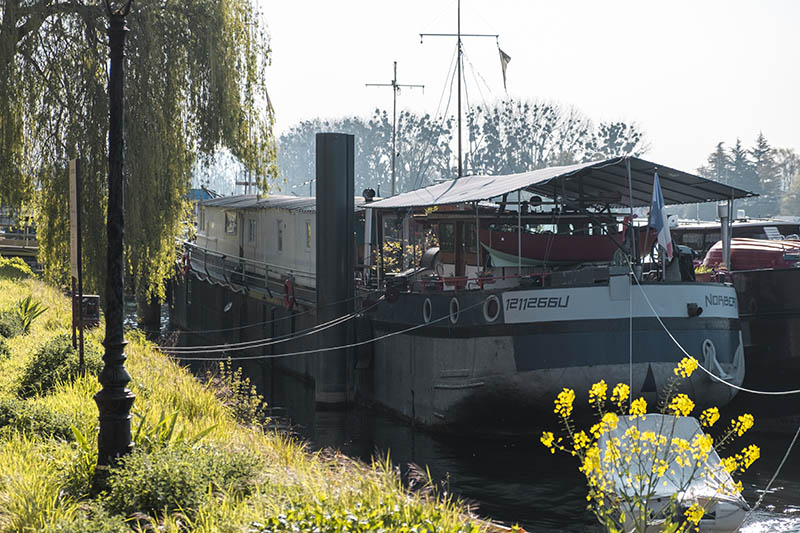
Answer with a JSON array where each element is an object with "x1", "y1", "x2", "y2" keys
[{"x1": 260, "y1": 0, "x2": 800, "y2": 174}]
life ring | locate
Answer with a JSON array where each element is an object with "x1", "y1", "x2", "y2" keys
[
  {"x1": 181, "y1": 252, "x2": 190, "y2": 276},
  {"x1": 283, "y1": 278, "x2": 295, "y2": 310}
]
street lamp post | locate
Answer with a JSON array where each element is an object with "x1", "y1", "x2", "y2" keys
[{"x1": 95, "y1": 0, "x2": 135, "y2": 468}]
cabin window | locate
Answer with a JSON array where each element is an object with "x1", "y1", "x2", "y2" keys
[
  {"x1": 248, "y1": 219, "x2": 257, "y2": 243},
  {"x1": 680, "y1": 232, "x2": 704, "y2": 251},
  {"x1": 465, "y1": 222, "x2": 477, "y2": 253},
  {"x1": 439, "y1": 223, "x2": 455, "y2": 253},
  {"x1": 276, "y1": 220, "x2": 283, "y2": 251},
  {"x1": 225, "y1": 212, "x2": 237, "y2": 234},
  {"x1": 305, "y1": 221, "x2": 312, "y2": 249},
  {"x1": 198, "y1": 208, "x2": 205, "y2": 233}
]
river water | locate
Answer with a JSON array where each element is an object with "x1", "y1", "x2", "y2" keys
[{"x1": 270, "y1": 372, "x2": 800, "y2": 532}]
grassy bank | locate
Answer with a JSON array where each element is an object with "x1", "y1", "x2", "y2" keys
[{"x1": 0, "y1": 270, "x2": 503, "y2": 532}]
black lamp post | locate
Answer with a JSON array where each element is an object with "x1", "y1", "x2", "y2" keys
[{"x1": 95, "y1": 0, "x2": 135, "y2": 468}]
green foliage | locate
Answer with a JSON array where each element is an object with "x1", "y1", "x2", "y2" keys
[
  {"x1": 205, "y1": 359, "x2": 268, "y2": 427},
  {"x1": 251, "y1": 499, "x2": 481, "y2": 533},
  {"x1": 0, "y1": 336, "x2": 9, "y2": 359},
  {"x1": 0, "y1": 397, "x2": 74, "y2": 440},
  {"x1": 0, "y1": 308, "x2": 25, "y2": 338},
  {"x1": 40, "y1": 502, "x2": 130, "y2": 533},
  {"x1": 15, "y1": 294, "x2": 48, "y2": 334},
  {"x1": 106, "y1": 443, "x2": 262, "y2": 518},
  {"x1": 131, "y1": 409, "x2": 216, "y2": 454},
  {"x1": 57, "y1": 426, "x2": 98, "y2": 499},
  {"x1": 18, "y1": 333, "x2": 103, "y2": 397},
  {"x1": 0, "y1": 255, "x2": 34, "y2": 280},
  {"x1": 1, "y1": 0, "x2": 277, "y2": 301}
]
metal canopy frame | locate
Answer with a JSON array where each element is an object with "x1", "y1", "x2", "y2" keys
[{"x1": 366, "y1": 156, "x2": 756, "y2": 210}]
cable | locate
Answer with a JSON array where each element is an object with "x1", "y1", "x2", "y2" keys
[
  {"x1": 628, "y1": 262, "x2": 800, "y2": 396},
  {"x1": 160, "y1": 293, "x2": 359, "y2": 335},
  {"x1": 161, "y1": 297, "x2": 383, "y2": 353},
  {"x1": 743, "y1": 423, "x2": 800, "y2": 524},
  {"x1": 167, "y1": 300, "x2": 484, "y2": 362}
]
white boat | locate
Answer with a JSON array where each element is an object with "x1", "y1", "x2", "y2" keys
[{"x1": 599, "y1": 414, "x2": 748, "y2": 532}]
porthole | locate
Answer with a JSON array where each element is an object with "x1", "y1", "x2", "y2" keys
[
  {"x1": 423, "y1": 298, "x2": 432, "y2": 324},
  {"x1": 449, "y1": 297, "x2": 460, "y2": 324},
  {"x1": 483, "y1": 295, "x2": 500, "y2": 322}
]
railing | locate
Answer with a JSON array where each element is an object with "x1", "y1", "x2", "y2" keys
[
  {"x1": 183, "y1": 241, "x2": 316, "y2": 302},
  {"x1": 0, "y1": 231, "x2": 38, "y2": 250}
]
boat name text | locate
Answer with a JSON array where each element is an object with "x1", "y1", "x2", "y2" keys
[
  {"x1": 705, "y1": 294, "x2": 737, "y2": 308},
  {"x1": 505, "y1": 296, "x2": 570, "y2": 311}
]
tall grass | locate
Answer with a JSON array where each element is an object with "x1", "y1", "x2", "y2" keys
[{"x1": 0, "y1": 278, "x2": 500, "y2": 532}]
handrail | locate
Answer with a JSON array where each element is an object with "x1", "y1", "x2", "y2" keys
[{"x1": 183, "y1": 241, "x2": 315, "y2": 277}]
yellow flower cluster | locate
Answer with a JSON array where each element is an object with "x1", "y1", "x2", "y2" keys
[
  {"x1": 668, "y1": 393, "x2": 695, "y2": 417},
  {"x1": 540, "y1": 431, "x2": 555, "y2": 452},
  {"x1": 554, "y1": 388, "x2": 575, "y2": 418},
  {"x1": 700, "y1": 406, "x2": 720, "y2": 427},
  {"x1": 674, "y1": 356, "x2": 699, "y2": 378},
  {"x1": 573, "y1": 430, "x2": 590, "y2": 450},
  {"x1": 721, "y1": 444, "x2": 761, "y2": 474},
  {"x1": 589, "y1": 380, "x2": 607, "y2": 406},
  {"x1": 629, "y1": 397, "x2": 647, "y2": 418},
  {"x1": 611, "y1": 382, "x2": 630, "y2": 409},
  {"x1": 733, "y1": 414, "x2": 754, "y2": 436},
  {"x1": 685, "y1": 503, "x2": 705, "y2": 525}
]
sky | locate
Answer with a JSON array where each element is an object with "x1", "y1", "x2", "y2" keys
[{"x1": 259, "y1": 0, "x2": 800, "y2": 174}]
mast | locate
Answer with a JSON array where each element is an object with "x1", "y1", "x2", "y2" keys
[
  {"x1": 457, "y1": 0, "x2": 462, "y2": 178},
  {"x1": 420, "y1": 5, "x2": 498, "y2": 180},
  {"x1": 366, "y1": 62, "x2": 424, "y2": 196}
]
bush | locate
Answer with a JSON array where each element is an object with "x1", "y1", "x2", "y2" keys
[
  {"x1": 40, "y1": 502, "x2": 130, "y2": 533},
  {"x1": 0, "y1": 309, "x2": 25, "y2": 338},
  {"x1": 205, "y1": 359, "x2": 268, "y2": 427},
  {"x1": 106, "y1": 443, "x2": 262, "y2": 517},
  {"x1": 0, "y1": 336, "x2": 9, "y2": 359},
  {"x1": 0, "y1": 397, "x2": 74, "y2": 441},
  {"x1": 18, "y1": 334, "x2": 103, "y2": 397},
  {"x1": 0, "y1": 255, "x2": 34, "y2": 280}
]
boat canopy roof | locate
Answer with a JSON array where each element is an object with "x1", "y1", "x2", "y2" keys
[{"x1": 367, "y1": 157, "x2": 755, "y2": 210}]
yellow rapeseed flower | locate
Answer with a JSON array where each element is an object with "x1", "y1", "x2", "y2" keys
[
  {"x1": 554, "y1": 388, "x2": 576, "y2": 418},
  {"x1": 668, "y1": 393, "x2": 695, "y2": 417},
  {"x1": 700, "y1": 406, "x2": 720, "y2": 427},
  {"x1": 685, "y1": 503, "x2": 705, "y2": 524},
  {"x1": 734, "y1": 414, "x2": 754, "y2": 436},
  {"x1": 573, "y1": 430, "x2": 590, "y2": 450},
  {"x1": 721, "y1": 456, "x2": 738, "y2": 474},
  {"x1": 741, "y1": 444, "x2": 760, "y2": 469},
  {"x1": 674, "y1": 356, "x2": 699, "y2": 378},
  {"x1": 601, "y1": 412, "x2": 619, "y2": 432},
  {"x1": 611, "y1": 382, "x2": 630, "y2": 409},
  {"x1": 540, "y1": 431, "x2": 555, "y2": 452},
  {"x1": 629, "y1": 397, "x2": 647, "y2": 418},
  {"x1": 589, "y1": 380, "x2": 607, "y2": 405}
]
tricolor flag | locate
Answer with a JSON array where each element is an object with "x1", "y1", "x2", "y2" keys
[{"x1": 648, "y1": 172, "x2": 673, "y2": 260}]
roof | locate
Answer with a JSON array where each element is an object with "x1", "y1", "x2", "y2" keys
[
  {"x1": 200, "y1": 194, "x2": 367, "y2": 213},
  {"x1": 367, "y1": 157, "x2": 756, "y2": 210}
]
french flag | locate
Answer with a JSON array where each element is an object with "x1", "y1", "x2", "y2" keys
[{"x1": 648, "y1": 172, "x2": 673, "y2": 260}]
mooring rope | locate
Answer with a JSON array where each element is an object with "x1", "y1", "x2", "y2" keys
[
  {"x1": 160, "y1": 297, "x2": 384, "y2": 354},
  {"x1": 166, "y1": 299, "x2": 484, "y2": 362}
]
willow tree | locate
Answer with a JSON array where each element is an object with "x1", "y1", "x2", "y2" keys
[{"x1": 0, "y1": 0, "x2": 276, "y2": 305}]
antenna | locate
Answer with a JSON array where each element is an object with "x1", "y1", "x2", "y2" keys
[
  {"x1": 366, "y1": 61, "x2": 424, "y2": 196},
  {"x1": 420, "y1": 0, "x2": 499, "y2": 178}
]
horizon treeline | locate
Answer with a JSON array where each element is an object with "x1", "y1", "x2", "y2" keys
[{"x1": 276, "y1": 98, "x2": 648, "y2": 196}]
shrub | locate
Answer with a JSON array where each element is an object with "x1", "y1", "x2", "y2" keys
[
  {"x1": 106, "y1": 443, "x2": 262, "y2": 518},
  {"x1": 40, "y1": 502, "x2": 130, "y2": 533},
  {"x1": 0, "y1": 336, "x2": 9, "y2": 359},
  {"x1": 0, "y1": 309, "x2": 25, "y2": 338},
  {"x1": 0, "y1": 255, "x2": 34, "y2": 280},
  {"x1": 18, "y1": 333, "x2": 103, "y2": 397},
  {"x1": 0, "y1": 397, "x2": 74, "y2": 441},
  {"x1": 205, "y1": 359, "x2": 268, "y2": 427}
]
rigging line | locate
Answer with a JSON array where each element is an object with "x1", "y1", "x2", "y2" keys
[
  {"x1": 409, "y1": 44, "x2": 458, "y2": 191},
  {"x1": 157, "y1": 294, "x2": 359, "y2": 335},
  {"x1": 462, "y1": 51, "x2": 491, "y2": 153},
  {"x1": 462, "y1": 49, "x2": 472, "y2": 171},
  {"x1": 161, "y1": 297, "x2": 384, "y2": 353},
  {"x1": 627, "y1": 261, "x2": 800, "y2": 396},
  {"x1": 742, "y1": 423, "x2": 800, "y2": 523},
  {"x1": 167, "y1": 300, "x2": 486, "y2": 362},
  {"x1": 412, "y1": 52, "x2": 459, "y2": 191}
]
